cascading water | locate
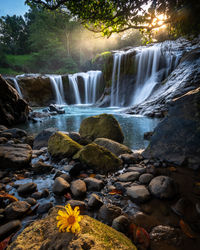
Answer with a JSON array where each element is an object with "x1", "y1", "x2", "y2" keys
[
  {"x1": 110, "y1": 43, "x2": 180, "y2": 107},
  {"x1": 12, "y1": 77, "x2": 23, "y2": 98},
  {"x1": 49, "y1": 75, "x2": 66, "y2": 105},
  {"x1": 68, "y1": 70, "x2": 102, "y2": 104}
]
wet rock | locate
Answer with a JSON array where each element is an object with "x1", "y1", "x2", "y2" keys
[
  {"x1": 139, "y1": 173, "x2": 154, "y2": 184},
  {"x1": 66, "y1": 200, "x2": 86, "y2": 210},
  {"x1": 68, "y1": 132, "x2": 81, "y2": 143},
  {"x1": 120, "y1": 153, "x2": 143, "y2": 164},
  {"x1": 17, "y1": 182, "x2": 37, "y2": 196},
  {"x1": 88, "y1": 194, "x2": 103, "y2": 208},
  {"x1": 37, "y1": 202, "x2": 53, "y2": 214},
  {"x1": 0, "y1": 143, "x2": 32, "y2": 169},
  {"x1": 0, "y1": 75, "x2": 29, "y2": 126},
  {"x1": 48, "y1": 131, "x2": 82, "y2": 159},
  {"x1": 126, "y1": 185, "x2": 151, "y2": 203},
  {"x1": 0, "y1": 137, "x2": 8, "y2": 144},
  {"x1": 0, "y1": 125, "x2": 8, "y2": 132},
  {"x1": 7, "y1": 207, "x2": 136, "y2": 250},
  {"x1": 112, "y1": 215, "x2": 129, "y2": 234},
  {"x1": 5, "y1": 201, "x2": 31, "y2": 219},
  {"x1": 31, "y1": 192, "x2": 43, "y2": 200},
  {"x1": 150, "y1": 225, "x2": 182, "y2": 250},
  {"x1": 52, "y1": 177, "x2": 70, "y2": 195},
  {"x1": 49, "y1": 104, "x2": 65, "y2": 114},
  {"x1": 25, "y1": 197, "x2": 37, "y2": 206},
  {"x1": 126, "y1": 164, "x2": 146, "y2": 174},
  {"x1": 0, "y1": 220, "x2": 21, "y2": 241},
  {"x1": 144, "y1": 131, "x2": 153, "y2": 140},
  {"x1": 33, "y1": 128, "x2": 58, "y2": 150},
  {"x1": 118, "y1": 172, "x2": 140, "y2": 182},
  {"x1": 79, "y1": 113, "x2": 124, "y2": 143},
  {"x1": 98, "y1": 204, "x2": 122, "y2": 225},
  {"x1": 84, "y1": 177, "x2": 104, "y2": 191},
  {"x1": 23, "y1": 135, "x2": 34, "y2": 147},
  {"x1": 0, "y1": 171, "x2": 7, "y2": 179},
  {"x1": 32, "y1": 160, "x2": 53, "y2": 174},
  {"x1": 0, "y1": 128, "x2": 27, "y2": 139},
  {"x1": 64, "y1": 162, "x2": 83, "y2": 177},
  {"x1": 94, "y1": 137, "x2": 132, "y2": 156},
  {"x1": 70, "y1": 179, "x2": 87, "y2": 197},
  {"x1": 73, "y1": 143, "x2": 122, "y2": 174},
  {"x1": 59, "y1": 173, "x2": 71, "y2": 183},
  {"x1": 149, "y1": 176, "x2": 177, "y2": 199}
]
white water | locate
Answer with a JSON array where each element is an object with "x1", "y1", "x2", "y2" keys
[
  {"x1": 12, "y1": 77, "x2": 23, "y2": 98},
  {"x1": 69, "y1": 70, "x2": 102, "y2": 104},
  {"x1": 49, "y1": 75, "x2": 66, "y2": 105}
]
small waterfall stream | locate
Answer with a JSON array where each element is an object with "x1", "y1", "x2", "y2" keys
[
  {"x1": 12, "y1": 77, "x2": 23, "y2": 98},
  {"x1": 69, "y1": 70, "x2": 102, "y2": 104},
  {"x1": 49, "y1": 75, "x2": 66, "y2": 105}
]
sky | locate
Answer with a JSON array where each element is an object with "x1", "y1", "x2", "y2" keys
[{"x1": 0, "y1": 0, "x2": 29, "y2": 17}]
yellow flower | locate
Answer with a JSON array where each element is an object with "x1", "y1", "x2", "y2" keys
[{"x1": 56, "y1": 204, "x2": 83, "y2": 233}]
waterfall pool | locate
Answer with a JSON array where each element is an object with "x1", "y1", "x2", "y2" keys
[{"x1": 18, "y1": 105, "x2": 160, "y2": 150}]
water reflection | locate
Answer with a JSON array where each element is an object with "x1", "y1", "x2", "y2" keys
[{"x1": 19, "y1": 105, "x2": 160, "y2": 150}]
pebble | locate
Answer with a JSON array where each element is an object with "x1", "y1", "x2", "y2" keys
[
  {"x1": 5, "y1": 201, "x2": 31, "y2": 219},
  {"x1": 84, "y1": 177, "x2": 104, "y2": 191},
  {"x1": 17, "y1": 182, "x2": 37, "y2": 196},
  {"x1": 112, "y1": 215, "x2": 129, "y2": 233},
  {"x1": 98, "y1": 204, "x2": 122, "y2": 225},
  {"x1": 70, "y1": 179, "x2": 87, "y2": 197},
  {"x1": 88, "y1": 194, "x2": 103, "y2": 208},
  {"x1": 126, "y1": 185, "x2": 151, "y2": 203},
  {"x1": 0, "y1": 220, "x2": 21, "y2": 241},
  {"x1": 118, "y1": 172, "x2": 140, "y2": 182},
  {"x1": 52, "y1": 177, "x2": 70, "y2": 195},
  {"x1": 139, "y1": 173, "x2": 154, "y2": 184}
]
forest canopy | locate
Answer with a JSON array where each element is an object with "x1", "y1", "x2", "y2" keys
[{"x1": 26, "y1": 0, "x2": 200, "y2": 38}]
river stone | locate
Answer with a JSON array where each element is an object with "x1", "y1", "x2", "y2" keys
[
  {"x1": 37, "y1": 202, "x2": 53, "y2": 214},
  {"x1": 94, "y1": 137, "x2": 132, "y2": 156},
  {"x1": 48, "y1": 131, "x2": 82, "y2": 159},
  {"x1": 17, "y1": 182, "x2": 37, "y2": 196},
  {"x1": 5, "y1": 201, "x2": 31, "y2": 219},
  {"x1": 126, "y1": 185, "x2": 151, "y2": 203},
  {"x1": 149, "y1": 176, "x2": 177, "y2": 199},
  {"x1": 0, "y1": 220, "x2": 21, "y2": 241},
  {"x1": 66, "y1": 200, "x2": 86, "y2": 210},
  {"x1": 112, "y1": 215, "x2": 130, "y2": 234},
  {"x1": 0, "y1": 143, "x2": 32, "y2": 169},
  {"x1": 70, "y1": 179, "x2": 87, "y2": 197},
  {"x1": 73, "y1": 143, "x2": 122, "y2": 174},
  {"x1": 88, "y1": 194, "x2": 103, "y2": 208},
  {"x1": 84, "y1": 177, "x2": 104, "y2": 191},
  {"x1": 127, "y1": 164, "x2": 146, "y2": 174},
  {"x1": 0, "y1": 75, "x2": 29, "y2": 126},
  {"x1": 32, "y1": 161, "x2": 53, "y2": 174},
  {"x1": 0, "y1": 125, "x2": 8, "y2": 132},
  {"x1": 79, "y1": 113, "x2": 124, "y2": 143},
  {"x1": 33, "y1": 128, "x2": 58, "y2": 150},
  {"x1": 118, "y1": 172, "x2": 140, "y2": 182},
  {"x1": 98, "y1": 204, "x2": 122, "y2": 225},
  {"x1": 0, "y1": 128, "x2": 27, "y2": 139},
  {"x1": 120, "y1": 153, "x2": 143, "y2": 164},
  {"x1": 133, "y1": 212, "x2": 160, "y2": 232},
  {"x1": 7, "y1": 207, "x2": 136, "y2": 250},
  {"x1": 139, "y1": 173, "x2": 154, "y2": 184},
  {"x1": 52, "y1": 177, "x2": 70, "y2": 195}
]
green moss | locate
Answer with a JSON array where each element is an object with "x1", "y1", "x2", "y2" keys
[
  {"x1": 92, "y1": 51, "x2": 112, "y2": 64},
  {"x1": 73, "y1": 143, "x2": 122, "y2": 174},
  {"x1": 48, "y1": 131, "x2": 82, "y2": 158}
]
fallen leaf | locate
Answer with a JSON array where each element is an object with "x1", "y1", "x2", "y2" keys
[
  {"x1": 168, "y1": 167, "x2": 177, "y2": 172},
  {"x1": 0, "y1": 234, "x2": 13, "y2": 250},
  {"x1": 78, "y1": 173, "x2": 88, "y2": 178},
  {"x1": 109, "y1": 189, "x2": 122, "y2": 195},
  {"x1": 89, "y1": 174, "x2": 96, "y2": 178},
  {"x1": 180, "y1": 219, "x2": 196, "y2": 239},
  {"x1": 0, "y1": 192, "x2": 18, "y2": 202},
  {"x1": 136, "y1": 227, "x2": 150, "y2": 248}
]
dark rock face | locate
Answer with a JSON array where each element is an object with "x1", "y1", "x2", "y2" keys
[
  {"x1": 33, "y1": 128, "x2": 58, "y2": 150},
  {"x1": 0, "y1": 75, "x2": 29, "y2": 126},
  {"x1": 0, "y1": 143, "x2": 32, "y2": 169},
  {"x1": 143, "y1": 87, "x2": 200, "y2": 168}
]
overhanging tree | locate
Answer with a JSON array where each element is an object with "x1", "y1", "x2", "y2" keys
[{"x1": 25, "y1": 0, "x2": 200, "y2": 38}]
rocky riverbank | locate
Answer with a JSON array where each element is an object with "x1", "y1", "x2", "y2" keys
[{"x1": 0, "y1": 113, "x2": 200, "y2": 250}]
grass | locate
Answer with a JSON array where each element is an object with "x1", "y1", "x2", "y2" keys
[
  {"x1": 6, "y1": 54, "x2": 33, "y2": 67},
  {"x1": 0, "y1": 67, "x2": 23, "y2": 75}
]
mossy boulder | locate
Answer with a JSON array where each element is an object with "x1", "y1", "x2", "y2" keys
[
  {"x1": 79, "y1": 114, "x2": 124, "y2": 143},
  {"x1": 7, "y1": 207, "x2": 137, "y2": 250},
  {"x1": 48, "y1": 131, "x2": 82, "y2": 159},
  {"x1": 73, "y1": 143, "x2": 122, "y2": 174},
  {"x1": 94, "y1": 137, "x2": 132, "y2": 156}
]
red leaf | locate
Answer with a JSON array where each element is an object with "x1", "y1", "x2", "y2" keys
[
  {"x1": 180, "y1": 219, "x2": 196, "y2": 239},
  {"x1": 136, "y1": 227, "x2": 150, "y2": 248},
  {"x1": 0, "y1": 234, "x2": 13, "y2": 250},
  {"x1": 109, "y1": 189, "x2": 122, "y2": 195},
  {"x1": 0, "y1": 192, "x2": 18, "y2": 202}
]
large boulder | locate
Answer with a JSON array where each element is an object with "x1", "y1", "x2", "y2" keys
[
  {"x1": 79, "y1": 114, "x2": 124, "y2": 143},
  {"x1": 0, "y1": 143, "x2": 32, "y2": 169},
  {"x1": 0, "y1": 75, "x2": 29, "y2": 126},
  {"x1": 7, "y1": 207, "x2": 136, "y2": 250},
  {"x1": 94, "y1": 137, "x2": 132, "y2": 156},
  {"x1": 73, "y1": 143, "x2": 122, "y2": 174},
  {"x1": 48, "y1": 131, "x2": 82, "y2": 159},
  {"x1": 143, "y1": 87, "x2": 200, "y2": 169},
  {"x1": 17, "y1": 76, "x2": 54, "y2": 106}
]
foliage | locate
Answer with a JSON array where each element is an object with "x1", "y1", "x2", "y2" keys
[{"x1": 26, "y1": 0, "x2": 200, "y2": 39}]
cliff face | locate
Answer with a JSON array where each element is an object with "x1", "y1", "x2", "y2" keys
[{"x1": 0, "y1": 75, "x2": 29, "y2": 126}]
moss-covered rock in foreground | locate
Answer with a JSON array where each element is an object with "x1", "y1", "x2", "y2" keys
[
  {"x1": 7, "y1": 207, "x2": 137, "y2": 250},
  {"x1": 48, "y1": 131, "x2": 82, "y2": 159},
  {"x1": 73, "y1": 143, "x2": 122, "y2": 174},
  {"x1": 79, "y1": 113, "x2": 124, "y2": 143}
]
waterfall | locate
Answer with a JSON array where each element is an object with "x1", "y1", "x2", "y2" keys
[
  {"x1": 49, "y1": 75, "x2": 66, "y2": 105},
  {"x1": 110, "y1": 53, "x2": 124, "y2": 106},
  {"x1": 12, "y1": 77, "x2": 23, "y2": 98},
  {"x1": 68, "y1": 70, "x2": 102, "y2": 104}
]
